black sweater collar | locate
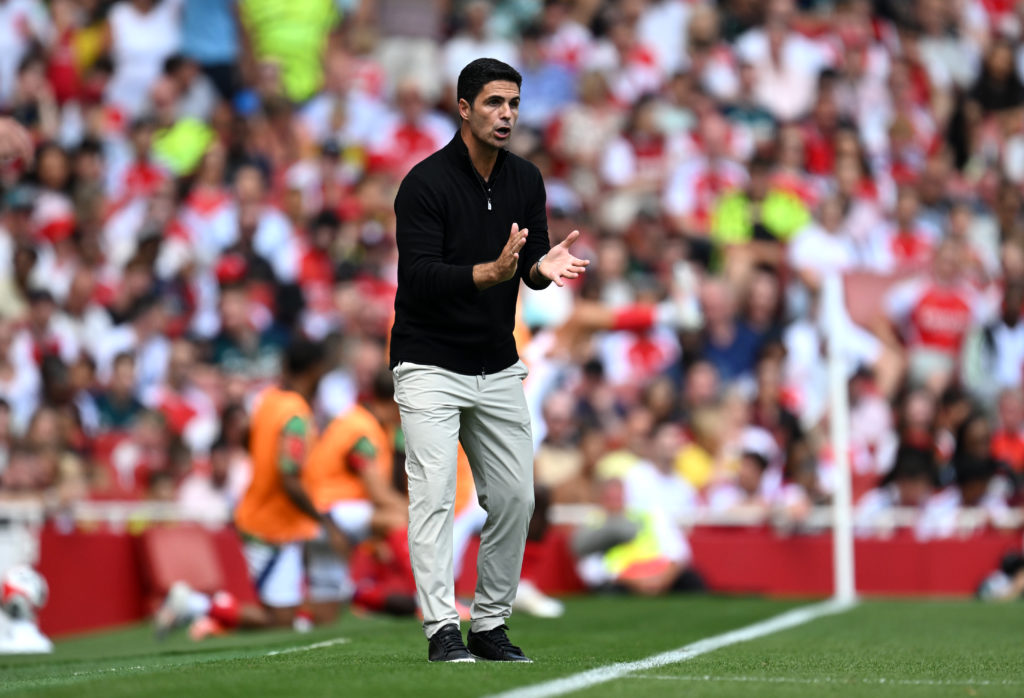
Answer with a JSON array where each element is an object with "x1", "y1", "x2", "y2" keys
[{"x1": 446, "y1": 130, "x2": 508, "y2": 184}]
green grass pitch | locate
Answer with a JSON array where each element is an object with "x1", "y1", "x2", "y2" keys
[{"x1": 2, "y1": 597, "x2": 1021, "y2": 697}]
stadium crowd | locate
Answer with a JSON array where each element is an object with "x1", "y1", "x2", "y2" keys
[{"x1": 0, "y1": 0, "x2": 1022, "y2": 605}]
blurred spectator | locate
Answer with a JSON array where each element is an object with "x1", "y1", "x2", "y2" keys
[
  {"x1": 573, "y1": 469, "x2": 703, "y2": 596},
  {"x1": 917, "y1": 411, "x2": 1012, "y2": 539},
  {"x1": 675, "y1": 404, "x2": 728, "y2": 491},
  {"x1": 854, "y1": 444, "x2": 937, "y2": 536},
  {"x1": 94, "y1": 352, "x2": 145, "y2": 431},
  {"x1": 366, "y1": 78, "x2": 453, "y2": 180},
  {"x1": 878, "y1": 240, "x2": 993, "y2": 391},
  {"x1": 517, "y1": 23, "x2": 575, "y2": 132},
  {"x1": 694, "y1": 277, "x2": 761, "y2": 386},
  {"x1": 238, "y1": 0, "x2": 337, "y2": 103},
  {"x1": 360, "y1": 0, "x2": 445, "y2": 101},
  {"x1": 0, "y1": 0, "x2": 50, "y2": 108},
  {"x1": 663, "y1": 112, "x2": 747, "y2": 241},
  {"x1": 442, "y1": 1, "x2": 518, "y2": 100},
  {"x1": 161, "y1": 54, "x2": 219, "y2": 123},
  {"x1": 0, "y1": 319, "x2": 40, "y2": 434},
  {"x1": 991, "y1": 388, "x2": 1024, "y2": 474},
  {"x1": 711, "y1": 155, "x2": 810, "y2": 283},
  {"x1": 106, "y1": 0, "x2": 185, "y2": 118},
  {"x1": 599, "y1": 95, "x2": 688, "y2": 234},
  {"x1": 970, "y1": 280, "x2": 1024, "y2": 396},
  {"x1": 177, "y1": 434, "x2": 250, "y2": 519},
  {"x1": 705, "y1": 426, "x2": 783, "y2": 517},
  {"x1": 534, "y1": 389, "x2": 586, "y2": 503},
  {"x1": 864, "y1": 186, "x2": 936, "y2": 274},
  {"x1": 181, "y1": 0, "x2": 241, "y2": 100},
  {"x1": 734, "y1": 0, "x2": 833, "y2": 122}
]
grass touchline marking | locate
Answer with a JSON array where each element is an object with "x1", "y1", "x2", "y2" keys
[
  {"x1": 639, "y1": 674, "x2": 1023, "y2": 687},
  {"x1": 0, "y1": 637, "x2": 351, "y2": 693},
  {"x1": 485, "y1": 599, "x2": 856, "y2": 698},
  {"x1": 265, "y1": 638, "x2": 350, "y2": 656}
]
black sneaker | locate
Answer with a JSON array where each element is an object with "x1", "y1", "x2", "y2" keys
[
  {"x1": 428, "y1": 624, "x2": 475, "y2": 663},
  {"x1": 467, "y1": 625, "x2": 532, "y2": 662}
]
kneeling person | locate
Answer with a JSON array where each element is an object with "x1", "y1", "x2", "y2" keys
[
  {"x1": 304, "y1": 370, "x2": 408, "y2": 622},
  {"x1": 234, "y1": 338, "x2": 349, "y2": 627}
]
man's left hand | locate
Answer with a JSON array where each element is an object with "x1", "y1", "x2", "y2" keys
[{"x1": 538, "y1": 230, "x2": 590, "y2": 287}]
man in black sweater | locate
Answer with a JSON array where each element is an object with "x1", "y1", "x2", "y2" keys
[{"x1": 390, "y1": 58, "x2": 588, "y2": 663}]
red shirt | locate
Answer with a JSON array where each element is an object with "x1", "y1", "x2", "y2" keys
[{"x1": 992, "y1": 429, "x2": 1024, "y2": 473}]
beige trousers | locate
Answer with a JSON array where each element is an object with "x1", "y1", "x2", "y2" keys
[{"x1": 393, "y1": 360, "x2": 534, "y2": 639}]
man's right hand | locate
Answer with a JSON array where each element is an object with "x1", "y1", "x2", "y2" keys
[{"x1": 473, "y1": 222, "x2": 528, "y2": 290}]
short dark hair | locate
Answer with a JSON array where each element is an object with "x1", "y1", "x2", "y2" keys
[
  {"x1": 283, "y1": 336, "x2": 326, "y2": 377},
  {"x1": 457, "y1": 58, "x2": 522, "y2": 109}
]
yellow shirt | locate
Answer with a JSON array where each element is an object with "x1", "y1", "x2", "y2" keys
[{"x1": 675, "y1": 443, "x2": 714, "y2": 491}]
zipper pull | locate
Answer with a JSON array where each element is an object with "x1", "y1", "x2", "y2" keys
[
  {"x1": 487, "y1": 197, "x2": 492, "y2": 211},
  {"x1": 481, "y1": 368, "x2": 487, "y2": 380}
]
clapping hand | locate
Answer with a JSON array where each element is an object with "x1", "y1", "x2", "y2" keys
[
  {"x1": 475, "y1": 221, "x2": 528, "y2": 289},
  {"x1": 537, "y1": 230, "x2": 590, "y2": 287}
]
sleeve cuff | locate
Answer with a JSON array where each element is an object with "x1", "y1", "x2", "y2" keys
[
  {"x1": 521, "y1": 253, "x2": 553, "y2": 291},
  {"x1": 456, "y1": 263, "x2": 480, "y2": 296}
]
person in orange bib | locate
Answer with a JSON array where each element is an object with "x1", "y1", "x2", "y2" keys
[
  {"x1": 303, "y1": 369, "x2": 408, "y2": 621},
  {"x1": 233, "y1": 337, "x2": 348, "y2": 627}
]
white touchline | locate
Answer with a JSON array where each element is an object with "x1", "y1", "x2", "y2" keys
[
  {"x1": 265, "y1": 638, "x2": 350, "y2": 656},
  {"x1": 485, "y1": 599, "x2": 856, "y2": 698},
  {"x1": 639, "y1": 674, "x2": 1023, "y2": 687},
  {"x1": 0, "y1": 637, "x2": 352, "y2": 693}
]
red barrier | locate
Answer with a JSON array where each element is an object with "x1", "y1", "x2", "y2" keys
[
  {"x1": 37, "y1": 527, "x2": 145, "y2": 636},
  {"x1": 37, "y1": 524, "x2": 255, "y2": 637},
  {"x1": 36, "y1": 524, "x2": 1022, "y2": 636},
  {"x1": 688, "y1": 527, "x2": 1021, "y2": 596}
]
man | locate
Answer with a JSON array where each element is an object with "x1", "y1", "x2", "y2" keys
[
  {"x1": 303, "y1": 369, "x2": 408, "y2": 623},
  {"x1": 155, "y1": 337, "x2": 348, "y2": 638},
  {"x1": 390, "y1": 58, "x2": 588, "y2": 663},
  {"x1": 876, "y1": 239, "x2": 992, "y2": 391},
  {"x1": 233, "y1": 337, "x2": 348, "y2": 627}
]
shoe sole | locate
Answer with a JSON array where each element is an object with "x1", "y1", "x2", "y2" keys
[
  {"x1": 470, "y1": 654, "x2": 533, "y2": 663},
  {"x1": 428, "y1": 657, "x2": 476, "y2": 663}
]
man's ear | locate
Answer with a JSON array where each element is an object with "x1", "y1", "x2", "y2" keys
[{"x1": 458, "y1": 98, "x2": 471, "y2": 121}]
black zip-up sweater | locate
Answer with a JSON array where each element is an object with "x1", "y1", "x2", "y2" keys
[{"x1": 389, "y1": 131, "x2": 551, "y2": 375}]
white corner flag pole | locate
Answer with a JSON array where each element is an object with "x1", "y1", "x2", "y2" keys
[{"x1": 824, "y1": 272, "x2": 856, "y2": 603}]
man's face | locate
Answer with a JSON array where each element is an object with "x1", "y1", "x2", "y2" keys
[{"x1": 461, "y1": 80, "x2": 519, "y2": 149}]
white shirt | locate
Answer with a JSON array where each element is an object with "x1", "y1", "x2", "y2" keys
[
  {"x1": 636, "y1": 0, "x2": 692, "y2": 75},
  {"x1": 624, "y1": 459, "x2": 699, "y2": 528},
  {"x1": 705, "y1": 466, "x2": 783, "y2": 515},
  {"x1": 0, "y1": 0, "x2": 49, "y2": 106},
  {"x1": 990, "y1": 321, "x2": 1024, "y2": 389},
  {"x1": 915, "y1": 484, "x2": 1010, "y2": 541},
  {"x1": 735, "y1": 29, "x2": 832, "y2": 121},
  {"x1": 787, "y1": 223, "x2": 856, "y2": 279},
  {"x1": 299, "y1": 89, "x2": 388, "y2": 148},
  {"x1": 106, "y1": 0, "x2": 184, "y2": 117}
]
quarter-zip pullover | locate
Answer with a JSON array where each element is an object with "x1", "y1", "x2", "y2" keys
[{"x1": 390, "y1": 131, "x2": 551, "y2": 375}]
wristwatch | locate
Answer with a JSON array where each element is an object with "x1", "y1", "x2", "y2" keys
[{"x1": 533, "y1": 253, "x2": 547, "y2": 279}]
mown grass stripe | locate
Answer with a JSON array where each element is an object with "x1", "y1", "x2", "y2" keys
[{"x1": 486, "y1": 600, "x2": 855, "y2": 698}]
